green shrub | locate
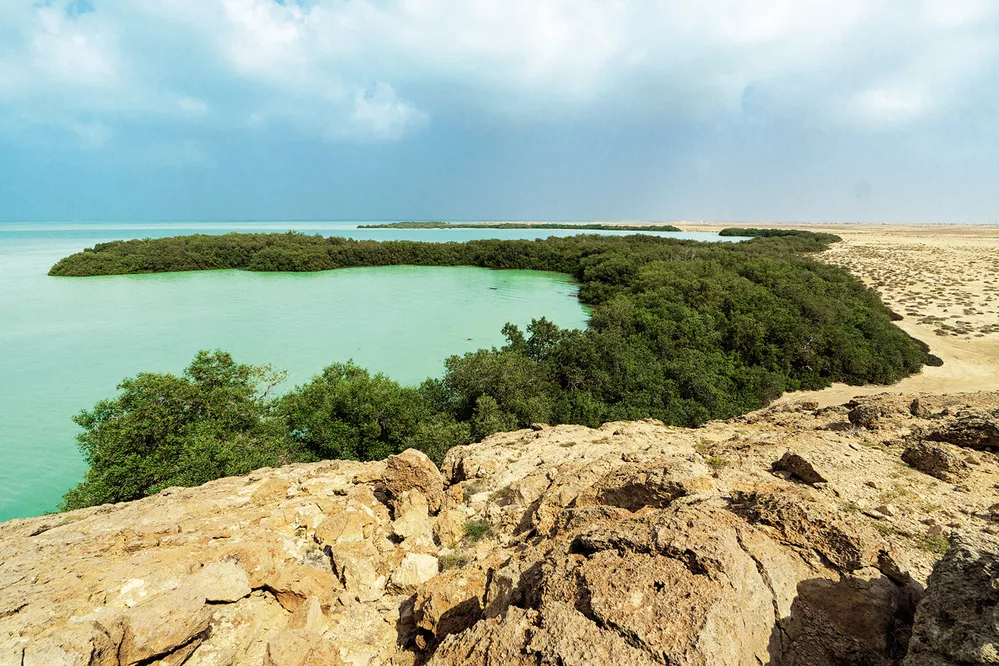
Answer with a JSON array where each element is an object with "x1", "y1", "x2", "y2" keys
[{"x1": 463, "y1": 519, "x2": 492, "y2": 542}]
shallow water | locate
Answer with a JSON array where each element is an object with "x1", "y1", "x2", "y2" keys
[{"x1": 0, "y1": 222, "x2": 733, "y2": 520}]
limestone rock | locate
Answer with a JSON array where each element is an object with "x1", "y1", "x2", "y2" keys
[
  {"x1": 393, "y1": 490, "x2": 434, "y2": 540},
  {"x1": 910, "y1": 398, "x2": 930, "y2": 418},
  {"x1": 391, "y1": 553, "x2": 439, "y2": 592},
  {"x1": 194, "y1": 559, "x2": 251, "y2": 603},
  {"x1": 3, "y1": 391, "x2": 999, "y2": 666},
  {"x1": 850, "y1": 404, "x2": 882, "y2": 429},
  {"x1": 384, "y1": 449, "x2": 445, "y2": 514},
  {"x1": 902, "y1": 441, "x2": 971, "y2": 482},
  {"x1": 772, "y1": 450, "x2": 828, "y2": 485},
  {"x1": 433, "y1": 510, "x2": 466, "y2": 547},
  {"x1": 414, "y1": 566, "x2": 489, "y2": 650},
  {"x1": 119, "y1": 587, "x2": 211, "y2": 665},
  {"x1": 733, "y1": 489, "x2": 884, "y2": 571},
  {"x1": 926, "y1": 411, "x2": 999, "y2": 450},
  {"x1": 903, "y1": 532, "x2": 999, "y2": 665},
  {"x1": 331, "y1": 543, "x2": 386, "y2": 603}
]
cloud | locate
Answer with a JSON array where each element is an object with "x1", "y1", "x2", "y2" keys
[{"x1": 0, "y1": 0, "x2": 996, "y2": 144}]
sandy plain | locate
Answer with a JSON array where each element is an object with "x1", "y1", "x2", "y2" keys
[{"x1": 676, "y1": 222, "x2": 999, "y2": 406}]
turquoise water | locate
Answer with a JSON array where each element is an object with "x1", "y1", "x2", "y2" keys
[{"x1": 0, "y1": 222, "x2": 729, "y2": 521}]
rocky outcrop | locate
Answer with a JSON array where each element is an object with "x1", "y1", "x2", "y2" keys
[
  {"x1": 926, "y1": 410, "x2": 999, "y2": 450},
  {"x1": 902, "y1": 442, "x2": 971, "y2": 482},
  {"x1": 772, "y1": 450, "x2": 828, "y2": 485},
  {"x1": 2, "y1": 392, "x2": 999, "y2": 665},
  {"x1": 903, "y1": 532, "x2": 999, "y2": 665}
]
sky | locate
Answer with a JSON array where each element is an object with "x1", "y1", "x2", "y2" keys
[{"x1": 0, "y1": 0, "x2": 997, "y2": 223}]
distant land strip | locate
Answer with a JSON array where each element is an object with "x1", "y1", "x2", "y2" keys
[{"x1": 356, "y1": 221, "x2": 683, "y2": 232}]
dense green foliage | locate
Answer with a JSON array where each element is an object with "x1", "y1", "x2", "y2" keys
[
  {"x1": 62, "y1": 351, "x2": 303, "y2": 510},
  {"x1": 720, "y1": 227, "x2": 841, "y2": 243},
  {"x1": 357, "y1": 222, "x2": 683, "y2": 231},
  {"x1": 51, "y1": 230, "x2": 819, "y2": 278},
  {"x1": 59, "y1": 230, "x2": 933, "y2": 511}
]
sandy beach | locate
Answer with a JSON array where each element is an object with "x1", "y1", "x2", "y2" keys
[{"x1": 675, "y1": 222, "x2": 999, "y2": 405}]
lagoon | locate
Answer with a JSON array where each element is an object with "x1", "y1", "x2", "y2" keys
[{"x1": 0, "y1": 222, "x2": 728, "y2": 520}]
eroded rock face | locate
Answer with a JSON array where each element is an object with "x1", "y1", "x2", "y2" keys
[
  {"x1": 903, "y1": 532, "x2": 999, "y2": 666},
  {"x1": 3, "y1": 391, "x2": 999, "y2": 666},
  {"x1": 926, "y1": 410, "x2": 999, "y2": 450}
]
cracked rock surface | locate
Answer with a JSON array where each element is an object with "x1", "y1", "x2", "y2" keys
[{"x1": 2, "y1": 392, "x2": 999, "y2": 665}]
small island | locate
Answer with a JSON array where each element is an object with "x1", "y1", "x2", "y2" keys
[{"x1": 357, "y1": 221, "x2": 683, "y2": 232}]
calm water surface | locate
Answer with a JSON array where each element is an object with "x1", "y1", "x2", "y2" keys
[{"x1": 0, "y1": 222, "x2": 732, "y2": 520}]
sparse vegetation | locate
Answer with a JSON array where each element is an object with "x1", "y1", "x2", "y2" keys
[
  {"x1": 706, "y1": 456, "x2": 729, "y2": 471},
  {"x1": 695, "y1": 439, "x2": 714, "y2": 454},
  {"x1": 919, "y1": 533, "x2": 950, "y2": 554},
  {"x1": 439, "y1": 553, "x2": 471, "y2": 570},
  {"x1": 489, "y1": 485, "x2": 517, "y2": 504},
  {"x1": 463, "y1": 519, "x2": 492, "y2": 542}
]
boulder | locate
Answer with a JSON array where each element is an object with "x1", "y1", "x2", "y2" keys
[
  {"x1": 194, "y1": 559, "x2": 251, "y2": 603},
  {"x1": 850, "y1": 404, "x2": 881, "y2": 429},
  {"x1": 902, "y1": 441, "x2": 971, "y2": 482},
  {"x1": 772, "y1": 450, "x2": 828, "y2": 485},
  {"x1": 384, "y1": 449, "x2": 445, "y2": 514},
  {"x1": 391, "y1": 553, "x2": 440, "y2": 592},
  {"x1": 926, "y1": 411, "x2": 999, "y2": 450},
  {"x1": 393, "y1": 490, "x2": 434, "y2": 540},
  {"x1": 119, "y1": 587, "x2": 211, "y2": 665},
  {"x1": 414, "y1": 566, "x2": 489, "y2": 650}
]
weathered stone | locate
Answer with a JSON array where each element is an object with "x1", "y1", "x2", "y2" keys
[
  {"x1": 393, "y1": 490, "x2": 434, "y2": 540},
  {"x1": 904, "y1": 532, "x2": 999, "y2": 665},
  {"x1": 391, "y1": 553, "x2": 439, "y2": 592},
  {"x1": 772, "y1": 450, "x2": 828, "y2": 485},
  {"x1": 433, "y1": 510, "x2": 466, "y2": 547},
  {"x1": 850, "y1": 404, "x2": 882, "y2": 429},
  {"x1": 902, "y1": 441, "x2": 972, "y2": 482},
  {"x1": 927, "y1": 411, "x2": 999, "y2": 450},
  {"x1": 414, "y1": 566, "x2": 489, "y2": 650},
  {"x1": 315, "y1": 508, "x2": 373, "y2": 546},
  {"x1": 193, "y1": 559, "x2": 251, "y2": 603},
  {"x1": 3, "y1": 392, "x2": 999, "y2": 666},
  {"x1": 21, "y1": 625, "x2": 119, "y2": 666},
  {"x1": 733, "y1": 489, "x2": 884, "y2": 571},
  {"x1": 119, "y1": 587, "x2": 211, "y2": 665},
  {"x1": 910, "y1": 398, "x2": 930, "y2": 418},
  {"x1": 265, "y1": 630, "x2": 336, "y2": 666},
  {"x1": 384, "y1": 449, "x2": 445, "y2": 514},
  {"x1": 774, "y1": 568, "x2": 915, "y2": 664},
  {"x1": 331, "y1": 543, "x2": 386, "y2": 603}
]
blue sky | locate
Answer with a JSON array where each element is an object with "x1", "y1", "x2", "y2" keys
[{"x1": 0, "y1": 0, "x2": 997, "y2": 223}]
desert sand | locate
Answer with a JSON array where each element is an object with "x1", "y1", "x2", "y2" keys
[{"x1": 680, "y1": 222, "x2": 999, "y2": 406}]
